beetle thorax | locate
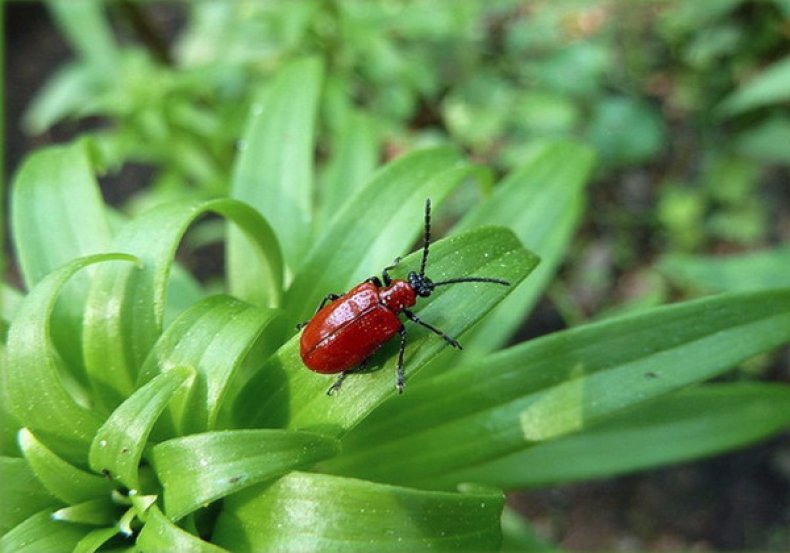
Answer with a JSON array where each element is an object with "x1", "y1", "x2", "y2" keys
[{"x1": 379, "y1": 280, "x2": 417, "y2": 313}]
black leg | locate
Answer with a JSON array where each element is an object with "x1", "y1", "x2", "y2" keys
[
  {"x1": 296, "y1": 293, "x2": 341, "y2": 329},
  {"x1": 382, "y1": 257, "x2": 401, "y2": 286},
  {"x1": 396, "y1": 326, "x2": 407, "y2": 394},
  {"x1": 326, "y1": 359, "x2": 369, "y2": 396},
  {"x1": 403, "y1": 309, "x2": 462, "y2": 349},
  {"x1": 365, "y1": 276, "x2": 383, "y2": 287}
]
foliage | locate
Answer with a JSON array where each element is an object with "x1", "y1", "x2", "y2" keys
[{"x1": 3, "y1": 0, "x2": 790, "y2": 550}]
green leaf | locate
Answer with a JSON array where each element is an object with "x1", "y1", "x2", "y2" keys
[
  {"x1": 0, "y1": 510, "x2": 89, "y2": 553},
  {"x1": 73, "y1": 527, "x2": 119, "y2": 553},
  {"x1": 322, "y1": 288, "x2": 790, "y2": 489},
  {"x1": 83, "y1": 198, "x2": 282, "y2": 410},
  {"x1": 212, "y1": 472, "x2": 504, "y2": 552},
  {"x1": 0, "y1": 457, "x2": 58, "y2": 537},
  {"x1": 137, "y1": 505, "x2": 229, "y2": 553},
  {"x1": 660, "y1": 245, "x2": 790, "y2": 293},
  {"x1": 316, "y1": 111, "x2": 380, "y2": 231},
  {"x1": 11, "y1": 141, "x2": 113, "y2": 375},
  {"x1": 719, "y1": 55, "x2": 790, "y2": 116},
  {"x1": 5, "y1": 253, "x2": 137, "y2": 462},
  {"x1": 285, "y1": 146, "x2": 484, "y2": 325},
  {"x1": 48, "y1": 0, "x2": 118, "y2": 72},
  {"x1": 452, "y1": 383, "x2": 790, "y2": 488},
  {"x1": 89, "y1": 366, "x2": 194, "y2": 491},
  {"x1": 151, "y1": 429, "x2": 339, "y2": 520},
  {"x1": 52, "y1": 498, "x2": 116, "y2": 526},
  {"x1": 138, "y1": 295, "x2": 279, "y2": 434},
  {"x1": 19, "y1": 429, "x2": 112, "y2": 504},
  {"x1": 235, "y1": 226, "x2": 538, "y2": 432},
  {"x1": 23, "y1": 63, "x2": 96, "y2": 133},
  {"x1": 453, "y1": 140, "x2": 594, "y2": 352},
  {"x1": 229, "y1": 57, "x2": 323, "y2": 276}
]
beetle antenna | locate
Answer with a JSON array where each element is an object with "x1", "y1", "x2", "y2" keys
[
  {"x1": 419, "y1": 198, "x2": 431, "y2": 277},
  {"x1": 431, "y1": 277, "x2": 510, "y2": 287}
]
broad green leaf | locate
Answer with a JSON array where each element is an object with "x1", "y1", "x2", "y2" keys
[
  {"x1": 660, "y1": 245, "x2": 790, "y2": 293},
  {"x1": 19, "y1": 429, "x2": 111, "y2": 504},
  {"x1": 448, "y1": 383, "x2": 790, "y2": 488},
  {"x1": 23, "y1": 63, "x2": 96, "y2": 133},
  {"x1": 73, "y1": 527, "x2": 119, "y2": 553},
  {"x1": 5, "y1": 253, "x2": 136, "y2": 462},
  {"x1": 137, "y1": 505, "x2": 229, "y2": 553},
  {"x1": 11, "y1": 141, "x2": 113, "y2": 376},
  {"x1": 138, "y1": 295, "x2": 279, "y2": 434},
  {"x1": 164, "y1": 264, "x2": 206, "y2": 327},
  {"x1": 48, "y1": 0, "x2": 118, "y2": 72},
  {"x1": 285, "y1": 146, "x2": 484, "y2": 325},
  {"x1": 151, "y1": 429, "x2": 339, "y2": 520},
  {"x1": 229, "y1": 57, "x2": 323, "y2": 278},
  {"x1": 323, "y1": 288, "x2": 790, "y2": 488},
  {"x1": 316, "y1": 111, "x2": 380, "y2": 231},
  {"x1": 719, "y1": 55, "x2": 790, "y2": 116},
  {"x1": 52, "y1": 498, "x2": 116, "y2": 526},
  {"x1": 235, "y1": 226, "x2": 538, "y2": 433},
  {"x1": 89, "y1": 366, "x2": 194, "y2": 491},
  {"x1": 453, "y1": 140, "x2": 594, "y2": 352},
  {"x1": 212, "y1": 472, "x2": 504, "y2": 552},
  {"x1": 83, "y1": 198, "x2": 282, "y2": 410},
  {"x1": 0, "y1": 457, "x2": 57, "y2": 537},
  {"x1": 0, "y1": 510, "x2": 89, "y2": 553}
]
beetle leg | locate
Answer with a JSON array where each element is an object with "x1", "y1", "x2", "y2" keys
[
  {"x1": 296, "y1": 293, "x2": 341, "y2": 329},
  {"x1": 396, "y1": 326, "x2": 407, "y2": 394},
  {"x1": 365, "y1": 276, "x2": 383, "y2": 287},
  {"x1": 326, "y1": 358, "x2": 370, "y2": 396},
  {"x1": 403, "y1": 309, "x2": 462, "y2": 350},
  {"x1": 326, "y1": 372, "x2": 348, "y2": 395},
  {"x1": 382, "y1": 257, "x2": 402, "y2": 286}
]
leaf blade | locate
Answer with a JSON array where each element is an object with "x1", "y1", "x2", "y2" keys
[
  {"x1": 323, "y1": 288, "x2": 790, "y2": 488},
  {"x1": 89, "y1": 366, "x2": 193, "y2": 490},
  {"x1": 212, "y1": 472, "x2": 504, "y2": 552},
  {"x1": 151, "y1": 429, "x2": 339, "y2": 520},
  {"x1": 229, "y1": 56, "x2": 323, "y2": 274},
  {"x1": 234, "y1": 226, "x2": 538, "y2": 433}
]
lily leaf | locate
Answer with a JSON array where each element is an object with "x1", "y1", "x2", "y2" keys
[
  {"x1": 454, "y1": 140, "x2": 595, "y2": 352},
  {"x1": 5, "y1": 253, "x2": 137, "y2": 463},
  {"x1": 137, "y1": 295, "x2": 279, "y2": 434},
  {"x1": 0, "y1": 457, "x2": 58, "y2": 537},
  {"x1": 83, "y1": 198, "x2": 282, "y2": 411},
  {"x1": 18, "y1": 428, "x2": 111, "y2": 504},
  {"x1": 137, "y1": 505, "x2": 229, "y2": 553},
  {"x1": 151, "y1": 429, "x2": 339, "y2": 520},
  {"x1": 212, "y1": 472, "x2": 504, "y2": 552},
  {"x1": 0, "y1": 510, "x2": 89, "y2": 553},
  {"x1": 323, "y1": 288, "x2": 790, "y2": 488},
  {"x1": 234, "y1": 226, "x2": 538, "y2": 433},
  {"x1": 450, "y1": 383, "x2": 790, "y2": 487},
  {"x1": 285, "y1": 146, "x2": 486, "y2": 326},
  {"x1": 229, "y1": 56, "x2": 323, "y2": 276},
  {"x1": 89, "y1": 366, "x2": 194, "y2": 491},
  {"x1": 11, "y1": 141, "x2": 113, "y2": 378}
]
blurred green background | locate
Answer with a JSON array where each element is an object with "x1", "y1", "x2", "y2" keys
[{"x1": 4, "y1": 1, "x2": 789, "y2": 550}]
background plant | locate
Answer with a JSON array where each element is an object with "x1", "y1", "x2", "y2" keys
[{"x1": 3, "y1": 0, "x2": 790, "y2": 551}]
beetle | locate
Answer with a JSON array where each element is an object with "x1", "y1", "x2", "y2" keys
[{"x1": 298, "y1": 198, "x2": 509, "y2": 395}]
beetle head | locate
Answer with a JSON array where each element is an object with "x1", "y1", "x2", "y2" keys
[{"x1": 408, "y1": 271, "x2": 434, "y2": 297}]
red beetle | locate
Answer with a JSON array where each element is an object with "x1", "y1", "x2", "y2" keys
[{"x1": 299, "y1": 199, "x2": 509, "y2": 395}]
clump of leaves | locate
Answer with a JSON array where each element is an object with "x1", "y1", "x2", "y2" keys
[{"x1": 3, "y1": 58, "x2": 790, "y2": 552}]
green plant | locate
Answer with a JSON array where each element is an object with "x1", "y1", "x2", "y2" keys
[{"x1": 3, "y1": 55, "x2": 790, "y2": 551}]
